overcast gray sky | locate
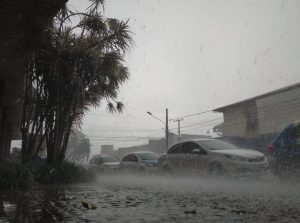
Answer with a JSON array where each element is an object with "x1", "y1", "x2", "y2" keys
[{"x1": 69, "y1": 0, "x2": 300, "y2": 155}]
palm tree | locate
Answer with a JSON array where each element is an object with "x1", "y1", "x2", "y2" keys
[{"x1": 21, "y1": 0, "x2": 133, "y2": 164}]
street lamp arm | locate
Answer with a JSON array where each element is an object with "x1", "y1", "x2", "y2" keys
[{"x1": 146, "y1": 111, "x2": 165, "y2": 124}]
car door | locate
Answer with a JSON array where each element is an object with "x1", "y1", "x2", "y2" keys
[
  {"x1": 182, "y1": 142, "x2": 208, "y2": 173},
  {"x1": 167, "y1": 143, "x2": 185, "y2": 171}
]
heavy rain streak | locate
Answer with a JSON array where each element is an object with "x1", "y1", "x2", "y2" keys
[{"x1": 1, "y1": 0, "x2": 300, "y2": 222}]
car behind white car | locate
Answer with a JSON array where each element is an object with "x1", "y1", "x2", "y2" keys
[
  {"x1": 120, "y1": 151, "x2": 159, "y2": 173},
  {"x1": 89, "y1": 154, "x2": 120, "y2": 173}
]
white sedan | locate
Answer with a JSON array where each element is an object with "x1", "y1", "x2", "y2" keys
[{"x1": 158, "y1": 139, "x2": 268, "y2": 176}]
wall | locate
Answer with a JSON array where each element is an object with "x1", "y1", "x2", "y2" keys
[
  {"x1": 257, "y1": 87, "x2": 300, "y2": 135},
  {"x1": 221, "y1": 101, "x2": 259, "y2": 138}
]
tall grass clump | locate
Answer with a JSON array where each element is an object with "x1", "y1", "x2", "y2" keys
[
  {"x1": 0, "y1": 161, "x2": 34, "y2": 189},
  {"x1": 0, "y1": 159, "x2": 95, "y2": 189},
  {"x1": 35, "y1": 161, "x2": 95, "y2": 184}
]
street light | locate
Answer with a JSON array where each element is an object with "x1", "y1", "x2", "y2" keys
[
  {"x1": 147, "y1": 109, "x2": 169, "y2": 150},
  {"x1": 146, "y1": 111, "x2": 165, "y2": 124}
]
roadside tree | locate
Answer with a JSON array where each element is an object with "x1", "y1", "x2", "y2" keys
[{"x1": 21, "y1": 0, "x2": 132, "y2": 164}]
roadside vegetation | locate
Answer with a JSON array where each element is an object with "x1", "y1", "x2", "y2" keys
[
  {"x1": 0, "y1": 0, "x2": 132, "y2": 189},
  {"x1": 0, "y1": 156, "x2": 95, "y2": 189},
  {"x1": 21, "y1": 0, "x2": 132, "y2": 165}
]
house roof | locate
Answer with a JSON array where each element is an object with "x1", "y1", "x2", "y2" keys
[{"x1": 213, "y1": 82, "x2": 300, "y2": 112}]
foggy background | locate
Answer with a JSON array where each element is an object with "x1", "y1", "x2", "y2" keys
[{"x1": 67, "y1": 0, "x2": 300, "y2": 155}]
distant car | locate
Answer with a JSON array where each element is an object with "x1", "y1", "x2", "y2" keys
[
  {"x1": 268, "y1": 121, "x2": 300, "y2": 178},
  {"x1": 119, "y1": 151, "x2": 159, "y2": 173},
  {"x1": 88, "y1": 154, "x2": 120, "y2": 172},
  {"x1": 158, "y1": 139, "x2": 268, "y2": 176}
]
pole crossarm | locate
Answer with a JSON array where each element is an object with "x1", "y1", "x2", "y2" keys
[{"x1": 169, "y1": 118, "x2": 183, "y2": 122}]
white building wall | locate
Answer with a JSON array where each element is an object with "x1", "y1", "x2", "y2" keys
[
  {"x1": 222, "y1": 104, "x2": 248, "y2": 138},
  {"x1": 221, "y1": 101, "x2": 259, "y2": 138},
  {"x1": 257, "y1": 87, "x2": 300, "y2": 135}
]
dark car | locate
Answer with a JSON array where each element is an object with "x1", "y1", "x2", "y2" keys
[
  {"x1": 268, "y1": 121, "x2": 300, "y2": 178},
  {"x1": 88, "y1": 154, "x2": 120, "y2": 172}
]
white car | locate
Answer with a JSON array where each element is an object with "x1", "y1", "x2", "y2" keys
[
  {"x1": 89, "y1": 154, "x2": 120, "y2": 172},
  {"x1": 158, "y1": 139, "x2": 268, "y2": 176},
  {"x1": 120, "y1": 151, "x2": 159, "y2": 173}
]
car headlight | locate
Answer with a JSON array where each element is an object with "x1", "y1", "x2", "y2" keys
[{"x1": 225, "y1": 155, "x2": 247, "y2": 162}]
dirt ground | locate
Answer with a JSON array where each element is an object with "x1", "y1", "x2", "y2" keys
[{"x1": 1, "y1": 174, "x2": 300, "y2": 223}]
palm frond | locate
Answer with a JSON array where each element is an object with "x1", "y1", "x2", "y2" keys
[
  {"x1": 116, "y1": 101, "x2": 124, "y2": 113},
  {"x1": 88, "y1": 0, "x2": 105, "y2": 13},
  {"x1": 107, "y1": 102, "x2": 115, "y2": 113}
]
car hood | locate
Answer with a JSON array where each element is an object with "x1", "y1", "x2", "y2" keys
[
  {"x1": 210, "y1": 149, "x2": 264, "y2": 158},
  {"x1": 103, "y1": 162, "x2": 120, "y2": 167}
]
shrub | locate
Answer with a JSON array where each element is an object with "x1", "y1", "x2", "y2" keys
[
  {"x1": 0, "y1": 160, "x2": 95, "y2": 189},
  {"x1": 35, "y1": 161, "x2": 95, "y2": 184},
  {"x1": 0, "y1": 160, "x2": 34, "y2": 189}
]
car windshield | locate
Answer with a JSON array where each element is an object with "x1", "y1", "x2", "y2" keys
[
  {"x1": 101, "y1": 156, "x2": 119, "y2": 163},
  {"x1": 136, "y1": 153, "x2": 158, "y2": 160},
  {"x1": 199, "y1": 140, "x2": 238, "y2": 150}
]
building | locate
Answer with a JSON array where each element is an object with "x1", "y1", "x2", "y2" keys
[
  {"x1": 101, "y1": 145, "x2": 114, "y2": 154},
  {"x1": 213, "y1": 82, "x2": 300, "y2": 150}
]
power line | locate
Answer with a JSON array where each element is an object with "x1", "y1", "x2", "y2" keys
[
  {"x1": 84, "y1": 98, "x2": 300, "y2": 141},
  {"x1": 167, "y1": 101, "x2": 300, "y2": 134},
  {"x1": 83, "y1": 128, "x2": 164, "y2": 132},
  {"x1": 179, "y1": 124, "x2": 219, "y2": 132},
  {"x1": 89, "y1": 138, "x2": 150, "y2": 142},
  {"x1": 172, "y1": 110, "x2": 212, "y2": 119},
  {"x1": 181, "y1": 127, "x2": 212, "y2": 134},
  {"x1": 171, "y1": 95, "x2": 300, "y2": 121},
  {"x1": 169, "y1": 117, "x2": 223, "y2": 130}
]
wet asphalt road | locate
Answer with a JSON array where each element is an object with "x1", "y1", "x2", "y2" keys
[{"x1": 1, "y1": 174, "x2": 300, "y2": 223}]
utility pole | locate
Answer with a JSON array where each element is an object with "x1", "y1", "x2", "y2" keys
[
  {"x1": 177, "y1": 118, "x2": 183, "y2": 139},
  {"x1": 165, "y1": 108, "x2": 169, "y2": 150},
  {"x1": 170, "y1": 118, "x2": 183, "y2": 140}
]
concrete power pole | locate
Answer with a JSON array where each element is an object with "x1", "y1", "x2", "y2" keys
[
  {"x1": 165, "y1": 108, "x2": 169, "y2": 151},
  {"x1": 177, "y1": 118, "x2": 183, "y2": 139},
  {"x1": 170, "y1": 118, "x2": 183, "y2": 141}
]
